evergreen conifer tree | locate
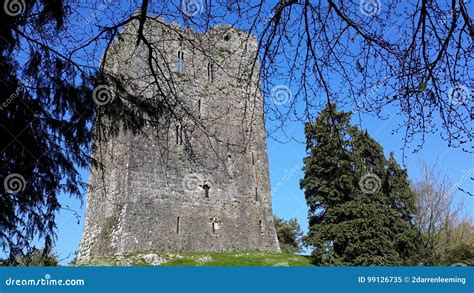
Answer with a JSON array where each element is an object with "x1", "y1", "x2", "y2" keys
[{"x1": 301, "y1": 104, "x2": 418, "y2": 265}]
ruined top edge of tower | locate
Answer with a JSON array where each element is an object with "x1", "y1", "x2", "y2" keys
[
  {"x1": 109, "y1": 15, "x2": 259, "y2": 63},
  {"x1": 121, "y1": 15, "x2": 257, "y2": 41}
]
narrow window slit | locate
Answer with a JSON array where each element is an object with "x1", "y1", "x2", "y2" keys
[
  {"x1": 255, "y1": 187, "x2": 259, "y2": 202},
  {"x1": 208, "y1": 62, "x2": 214, "y2": 82},
  {"x1": 176, "y1": 217, "x2": 180, "y2": 234},
  {"x1": 177, "y1": 50, "x2": 185, "y2": 73},
  {"x1": 198, "y1": 99, "x2": 201, "y2": 118},
  {"x1": 207, "y1": 62, "x2": 210, "y2": 80},
  {"x1": 203, "y1": 184, "x2": 210, "y2": 198},
  {"x1": 175, "y1": 125, "x2": 180, "y2": 144}
]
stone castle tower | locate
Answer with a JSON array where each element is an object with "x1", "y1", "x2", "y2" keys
[{"x1": 77, "y1": 18, "x2": 280, "y2": 263}]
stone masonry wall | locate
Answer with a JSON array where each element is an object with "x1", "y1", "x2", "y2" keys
[{"x1": 77, "y1": 18, "x2": 280, "y2": 264}]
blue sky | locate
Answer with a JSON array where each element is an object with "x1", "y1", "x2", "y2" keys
[
  {"x1": 46, "y1": 1, "x2": 473, "y2": 264},
  {"x1": 53, "y1": 104, "x2": 474, "y2": 264},
  {"x1": 267, "y1": 108, "x2": 474, "y2": 238}
]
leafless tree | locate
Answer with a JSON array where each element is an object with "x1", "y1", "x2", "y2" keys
[
  {"x1": 15, "y1": 0, "x2": 473, "y2": 149},
  {"x1": 413, "y1": 162, "x2": 472, "y2": 264},
  {"x1": 2, "y1": 0, "x2": 472, "y2": 258}
]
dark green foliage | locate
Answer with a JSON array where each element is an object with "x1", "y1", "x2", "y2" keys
[
  {"x1": 443, "y1": 243, "x2": 474, "y2": 266},
  {"x1": 0, "y1": 1, "x2": 95, "y2": 259},
  {"x1": 301, "y1": 104, "x2": 418, "y2": 265},
  {"x1": 274, "y1": 216, "x2": 303, "y2": 254},
  {"x1": 1, "y1": 248, "x2": 59, "y2": 266},
  {"x1": 69, "y1": 250, "x2": 78, "y2": 265},
  {"x1": 0, "y1": 0, "x2": 181, "y2": 261}
]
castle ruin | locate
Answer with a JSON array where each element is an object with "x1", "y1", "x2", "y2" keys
[{"x1": 77, "y1": 18, "x2": 280, "y2": 263}]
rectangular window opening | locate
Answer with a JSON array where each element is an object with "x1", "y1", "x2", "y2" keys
[
  {"x1": 255, "y1": 187, "x2": 259, "y2": 202},
  {"x1": 177, "y1": 50, "x2": 185, "y2": 73},
  {"x1": 259, "y1": 220, "x2": 263, "y2": 234},
  {"x1": 208, "y1": 62, "x2": 214, "y2": 82}
]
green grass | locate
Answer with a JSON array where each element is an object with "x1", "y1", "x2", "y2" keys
[{"x1": 86, "y1": 251, "x2": 314, "y2": 266}]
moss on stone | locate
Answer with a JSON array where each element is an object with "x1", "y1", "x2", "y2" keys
[{"x1": 80, "y1": 251, "x2": 313, "y2": 266}]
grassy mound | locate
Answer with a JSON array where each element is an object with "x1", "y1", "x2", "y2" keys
[{"x1": 85, "y1": 251, "x2": 314, "y2": 266}]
